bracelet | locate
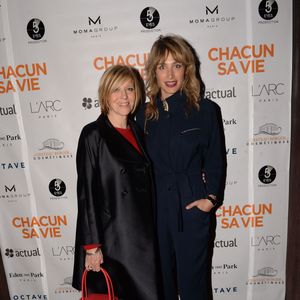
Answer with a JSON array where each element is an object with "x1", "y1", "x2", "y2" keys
[
  {"x1": 207, "y1": 195, "x2": 218, "y2": 206},
  {"x1": 85, "y1": 247, "x2": 100, "y2": 256}
]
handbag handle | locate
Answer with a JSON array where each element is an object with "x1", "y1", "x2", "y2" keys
[{"x1": 81, "y1": 267, "x2": 116, "y2": 300}]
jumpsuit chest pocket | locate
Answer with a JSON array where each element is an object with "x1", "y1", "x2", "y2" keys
[
  {"x1": 178, "y1": 127, "x2": 209, "y2": 149},
  {"x1": 180, "y1": 127, "x2": 202, "y2": 135}
]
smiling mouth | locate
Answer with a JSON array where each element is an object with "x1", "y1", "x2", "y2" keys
[{"x1": 165, "y1": 81, "x2": 177, "y2": 88}]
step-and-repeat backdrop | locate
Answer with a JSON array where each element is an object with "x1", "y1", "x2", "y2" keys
[{"x1": 0, "y1": 1, "x2": 292, "y2": 299}]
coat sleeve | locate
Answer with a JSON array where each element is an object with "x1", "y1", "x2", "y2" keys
[
  {"x1": 75, "y1": 126, "x2": 104, "y2": 246},
  {"x1": 203, "y1": 102, "x2": 226, "y2": 198}
]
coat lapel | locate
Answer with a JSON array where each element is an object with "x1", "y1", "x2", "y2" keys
[
  {"x1": 97, "y1": 114, "x2": 148, "y2": 163},
  {"x1": 128, "y1": 117, "x2": 151, "y2": 163}
]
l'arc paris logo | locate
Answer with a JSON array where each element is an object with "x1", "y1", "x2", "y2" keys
[
  {"x1": 140, "y1": 7, "x2": 160, "y2": 29},
  {"x1": 49, "y1": 178, "x2": 66, "y2": 197},
  {"x1": 258, "y1": 0, "x2": 278, "y2": 20},
  {"x1": 27, "y1": 18, "x2": 45, "y2": 40},
  {"x1": 258, "y1": 165, "x2": 276, "y2": 184}
]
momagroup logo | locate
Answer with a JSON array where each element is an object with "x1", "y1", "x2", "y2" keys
[
  {"x1": 140, "y1": 7, "x2": 160, "y2": 32},
  {"x1": 0, "y1": 63, "x2": 48, "y2": 94},
  {"x1": 29, "y1": 99, "x2": 63, "y2": 119},
  {"x1": 3, "y1": 184, "x2": 16, "y2": 194},
  {"x1": 11, "y1": 215, "x2": 68, "y2": 239},
  {"x1": 0, "y1": 133, "x2": 21, "y2": 148},
  {"x1": 205, "y1": 86, "x2": 237, "y2": 101},
  {"x1": 5, "y1": 247, "x2": 41, "y2": 258},
  {"x1": 49, "y1": 178, "x2": 66, "y2": 198},
  {"x1": 216, "y1": 203, "x2": 273, "y2": 229},
  {"x1": 0, "y1": 162, "x2": 25, "y2": 170},
  {"x1": 1, "y1": 184, "x2": 31, "y2": 203},
  {"x1": 251, "y1": 234, "x2": 281, "y2": 251},
  {"x1": 189, "y1": 5, "x2": 236, "y2": 28},
  {"x1": 258, "y1": 0, "x2": 279, "y2": 23},
  {"x1": 251, "y1": 82, "x2": 285, "y2": 103},
  {"x1": 212, "y1": 262, "x2": 238, "y2": 275},
  {"x1": 246, "y1": 267, "x2": 284, "y2": 285},
  {"x1": 27, "y1": 18, "x2": 46, "y2": 43},
  {"x1": 258, "y1": 165, "x2": 277, "y2": 186},
  {"x1": 248, "y1": 123, "x2": 289, "y2": 146},
  {"x1": 55, "y1": 276, "x2": 78, "y2": 294},
  {"x1": 33, "y1": 139, "x2": 73, "y2": 161},
  {"x1": 0, "y1": 104, "x2": 16, "y2": 115},
  {"x1": 73, "y1": 15, "x2": 118, "y2": 39},
  {"x1": 82, "y1": 97, "x2": 99, "y2": 110},
  {"x1": 88, "y1": 16, "x2": 101, "y2": 25},
  {"x1": 208, "y1": 43, "x2": 275, "y2": 75}
]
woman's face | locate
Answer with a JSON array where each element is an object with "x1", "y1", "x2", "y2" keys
[
  {"x1": 155, "y1": 52, "x2": 185, "y2": 100},
  {"x1": 107, "y1": 79, "x2": 136, "y2": 121}
]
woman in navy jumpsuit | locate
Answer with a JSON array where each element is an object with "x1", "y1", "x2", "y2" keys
[{"x1": 136, "y1": 34, "x2": 226, "y2": 300}]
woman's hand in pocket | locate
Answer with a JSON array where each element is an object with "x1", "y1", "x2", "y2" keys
[{"x1": 185, "y1": 198, "x2": 214, "y2": 213}]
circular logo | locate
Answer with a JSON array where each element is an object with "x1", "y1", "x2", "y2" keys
[
  {"x1": 27, "y1": 18, "x2": 45, "y2": 40},
  {"x1": 258, "y1": 0, "x2": 278, "y2": 20},
  {"x1": 258, "y1": 165, "x2": 276, "y2": 184},
  {"x1": 49, "y1": 178, "x2": 66, "y2": 197},
  {"x1": 140, "y1": 7, "x2": 160, "y2": 29}
]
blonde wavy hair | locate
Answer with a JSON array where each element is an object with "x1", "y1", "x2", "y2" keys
[
  {"x1": 145, "y1": 34, "x2": 201, "y2": 120},
  {"x1": 98, "y1": 65, "x2": 145, "y2": 115}
]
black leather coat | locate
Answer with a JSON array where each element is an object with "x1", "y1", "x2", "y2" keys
[{"x1": 72, "y1": 114, "x2": 162, "y2": 300}]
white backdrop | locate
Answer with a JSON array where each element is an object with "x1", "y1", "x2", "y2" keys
[{"x1": 0, "y1": 1, "x2": 292, "y2": 299}]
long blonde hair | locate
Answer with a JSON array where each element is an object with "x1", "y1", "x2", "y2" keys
[{"x1": 145, "y1": 34, "x2": 201, "y2": 120}]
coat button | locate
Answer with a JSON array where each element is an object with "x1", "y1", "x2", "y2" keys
[
  {"x1": 121, "y1": 190, "x2": 128, "y2": 196},
  {"x1": 120, "y1": 168, "x2": 127, "y2": 174}
]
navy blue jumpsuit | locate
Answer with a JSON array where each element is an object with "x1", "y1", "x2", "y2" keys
[{"x1": 136, "y1": 91, "x2": 225, "y2": 300}]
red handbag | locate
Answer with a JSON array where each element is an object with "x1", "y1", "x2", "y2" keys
[{"x1": 81, "y1": 268, "x2": 118, "y2": 300}]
